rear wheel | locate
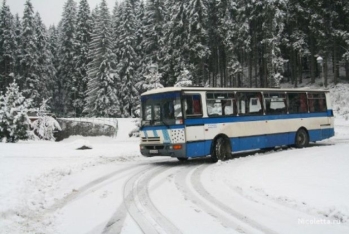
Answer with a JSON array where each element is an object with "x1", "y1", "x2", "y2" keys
[
  {"x1": 295, "y1": 128, "x2": 309, "y2": 148},
  {"x1": 211, "y1": 137, "x2": 231, "y2": 162}
]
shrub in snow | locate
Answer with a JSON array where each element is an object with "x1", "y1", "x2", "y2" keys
[
  {"x1": 0, "y1": 82, "x2": 31, "y2": 143},
  {"x1": 31, "y1": 99, "x2": 61, "y2": 141}
]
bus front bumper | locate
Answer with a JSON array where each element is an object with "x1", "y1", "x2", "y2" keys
[{"x1": 140, "y1": 144, "x2": 186, "y2": 158}]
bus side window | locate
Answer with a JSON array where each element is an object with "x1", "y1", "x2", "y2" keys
[
  {"x1": 288, "y1": 93, "x2": 307, "y2": 113},
  {"x1": 184, "y1": 94, "x2": 202, "y2": 117}
]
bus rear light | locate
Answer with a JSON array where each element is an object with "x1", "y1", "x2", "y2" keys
[{"x1": 173, "y1": 144, "x2": 182, "y2": 150}]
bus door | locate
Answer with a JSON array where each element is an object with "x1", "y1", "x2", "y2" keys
[{"x1": 182, "y1": 92, "x2": 206, "y2": 157}]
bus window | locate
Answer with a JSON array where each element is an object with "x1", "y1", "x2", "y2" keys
[
  {"x1": 237, "y1": 92, "x2": 263, "y2": 115},
  {"x1": 183, "y1": 94, "x2": 202, "y2": 117},
  {"x1": 206, "y1": 92, "x2": 235, "y2": 116},
  {"x1": 288, "y1": 93, "x2": 308, "y2": 113},
  {"x1": 308, "y1": 93, "x2": 327, "y2": 113},
  {"x1": 264, "y1": 93, "x2": 286, "y2": 115}
]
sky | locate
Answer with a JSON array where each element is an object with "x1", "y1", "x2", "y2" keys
[{"x1": 0, "y1": 0, "x2": 119, "y2": 26}]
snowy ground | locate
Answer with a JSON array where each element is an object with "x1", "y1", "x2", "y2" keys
[{"x1": 1, "y1": 88, "x2": 349, "y2": 233}]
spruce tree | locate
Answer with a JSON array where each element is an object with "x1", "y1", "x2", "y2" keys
[
  {"x1": 56, "y1": 0, "x2": 77, "y2": 116},
  {"x1": 0, "y1": 0, "x2": 16, "y2": 93},
  {"x1": 20, "y1": 0, "x2": 40, "y2": 106},
  {"x1": 13, "y1": 14, "x2": 22, "y2": 84},
  {"x1": 84, "y1": 0, "x2": 120, "y2": 117},
  {"x1": 161, "y1": 0, "x2": 190, "y2": 86},
  {"x1": 187, "y1": 0, "x2": 210, "y2": 85},
  {"x1": 142, "y1": 0, "x2": 165, "y2": 64},
  {"x1": 34, "y1": 13, "x2": 55, "y2": 102},
  {"x1": 117, "y1": 0, "x2": 139, "y2": 117},
  {"x1": 73, "y1": 0, "x2": 92, "y2": 117}
]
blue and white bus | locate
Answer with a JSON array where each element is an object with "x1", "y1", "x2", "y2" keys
[{"x1": 139, "y1": 87, "x2": 334, "y2": 162}]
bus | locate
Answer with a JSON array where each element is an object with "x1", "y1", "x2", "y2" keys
[{"x1": 139, "y1": 87, "x2": 334, "y2": 162}]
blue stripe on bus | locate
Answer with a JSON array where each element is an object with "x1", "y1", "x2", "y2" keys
[
  {"x1": 186, "y1": 128, "x2": 334, "y2": 158},
  {"x1": 143, "y1": 131, "x2": 148, "y2": 138},
  {"x1": 162, "y1": 129, "x2": 171, "y2": 143},
  {"x1": 141, "y1": 125, "x2": 185, "y2": 131},
  {"x1": 185, "y1": 111, "x2": 331, "y2": 125},
  {"x1": 153, "y1": 130, "x2": 158, "y2": 137}
]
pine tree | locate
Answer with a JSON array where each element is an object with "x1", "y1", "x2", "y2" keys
[
  {"x1": 161, "y1": 0, "x2": 190, "y2": 86},
  {"x1": 117, "y1": 0, "x2": 139, "y2": 117},
  {"x1": 0, "y1": 81, "x2": 31, "y2": 143},
  {"x1": 20, "y1": 0, "x2": 40, "y2": 106},
  {"x1": 13, "y1": 14, "x2": 22, "y2": 83},
  {"x1": 142, "y1": 0, "x2": 165, "y2": 64},
  {"x1": 73, "y1": 0, "x2": 92, "y2": 117},
  {"x1": 0, "y1": 0, "x2": 16, "y2": 93},
  {"x1": 0, "y1": 93, "x2": 6, "y2": 140},
  {"x1": 84, "y1": 0, "x2": 120, "y2": 117},
  {"x1": 56, "y1": 0, "x2": 77, "y2": 116},
  {"x1": 187, "y1": 0, "x2": 210, "y2": 85},
  {"x1": 34, "y1": 13, "x2": 55, "y2": 102}
]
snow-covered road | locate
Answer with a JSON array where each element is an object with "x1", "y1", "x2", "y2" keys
[{"x1": 1, "y1": 118, "x2": 349, "y2": 234}]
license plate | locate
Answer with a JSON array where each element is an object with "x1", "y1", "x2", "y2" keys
[{"x1": 149, "y1": 150, "x2": 158, "y2": 154}]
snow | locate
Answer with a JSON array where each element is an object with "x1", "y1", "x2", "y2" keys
[{"x1": 1, "y1": 85, "x2": 349, "y2": 233}]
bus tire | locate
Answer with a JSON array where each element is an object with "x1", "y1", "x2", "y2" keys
[
  {"x1": 295, "y1": 128, "x2": 309, "y2": 148},
  {"x1": 211, "y1": 137, "x2": 231, "y2": 162},
  {"x1": 177, "y1": 157, "x2": 188, "y2": 162}
]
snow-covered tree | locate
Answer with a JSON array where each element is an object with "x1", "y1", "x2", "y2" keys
[
  {"x1": 56, "y1": 0, "x2": 77, "y2": 116},
  {"x1": 0, "y1": 81, "x2": 31, "y2": 143},
  {"x1": 187, "y1": 0, "x2": 210, "y2": 85},
  {"x1": 34, "y1": 13, "x2": 55, "y2": 101},
  {"x1": 73, "y1": 0, "x2": 92, "y2": 117},
  {"x1": 136, "y1": 63, "x2": 164, "y2": 92},
  {"x1": 20, "y1": 0, "x2": 40, "y2": 106},
  {"x1": 0, "y1": 1, "x2": 16, "y2": 93},
  {"x1": 13, "y1": 14, "x2": 22, "y2": 84},
  {"x1": 174, "y1": 68, "x2": 193, "y2": 87},
  {"x1": 161, "y1": 0, "x2": 190, "y2": 86},
  {"x1": 84, "y1": 0, "x2": 120, "y2": 117},
  {"x1": 31, "y1": 98, "x2": 61, "y2": 141},
  {"x1": 116, "y1": 0, "x2": 139, "y2": 117}
]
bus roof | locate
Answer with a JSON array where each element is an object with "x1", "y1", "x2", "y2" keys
[{"x1": 141, "y1": 87, "x2": 329, "y2": 96}]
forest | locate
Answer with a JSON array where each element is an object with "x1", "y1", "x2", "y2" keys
[{"x1": 0, "y1": 0, "x2": 348, "y2": 118}]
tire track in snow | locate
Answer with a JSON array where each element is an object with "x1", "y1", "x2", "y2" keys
[
  {"x1": 44, "y1": 162, "x2": 153, "y2": 213},
  {"x1": 191, "y1": 165, "x2": 279, "y2": 234},
  {"x1": 175, "y1": 163, "x2": 280, "y2": 234},
  {"x1": 175, "y1": 165, "x2": 258, "y2": 234},
  {"x1": 107, "y1": 165, "x2": 182, "y2": 234}
]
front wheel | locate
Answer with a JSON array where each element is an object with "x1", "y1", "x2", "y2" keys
[
  {"x1": 211, "y1": 137, "x2": 232, "y2": 162},
  {"x1": 177, "y1": 157, "x2": 188, "y2": 162},
  {"x1": 295, "y1": 128, "x2": 309, "y2": 148}
]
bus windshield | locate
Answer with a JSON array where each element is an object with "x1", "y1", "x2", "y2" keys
[{"x1": 141, "y1": 92, "x2": 182, "y2": 126}]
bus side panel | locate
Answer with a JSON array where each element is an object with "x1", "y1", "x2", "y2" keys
[
  {"x1": 186, "y1": 141, "x2": 206, "y2": 157},
  {"x1": 308, "y1": 128, "x2": 334, "y2": 142},
  {"x1": 265, "y1": 133, "x2": 289, "y2": 148}
]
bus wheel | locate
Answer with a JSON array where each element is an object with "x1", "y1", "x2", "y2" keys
[
  {"x1": 212, "y1": 137, "x2": 231, "y2": 162},
  {"x1": 177, "y1": 157, "x2": 188, "y2": 162},
  {"x1": 295, "y1": 128, "x2": 309, "y2": 148}
]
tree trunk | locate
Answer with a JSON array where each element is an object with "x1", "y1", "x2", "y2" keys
[
  {"x1": 310, "y1": 36, "x2": 316, "y2": 83},
  {"x1": 299, "y1": 53, "x2": 303, "y2": 84},
  {"x1": 333, "y1": 40, "x2": 338, "y2": 84},
  {"x1": 346, "y1": 60, "x2": 349, "y2": 81},
  {"x1": 324, "y1": 56, "x2": 328, "y2": 87}
]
